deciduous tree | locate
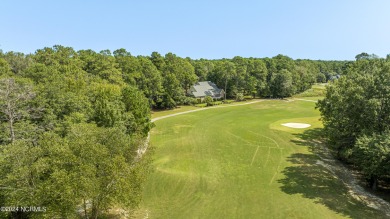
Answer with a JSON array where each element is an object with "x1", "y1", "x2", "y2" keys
[{"x1": 0, "y1": 78, "x2": 35, "y2": 143}]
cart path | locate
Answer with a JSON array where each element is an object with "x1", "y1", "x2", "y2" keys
[{"x1": 151, "y1": 100, "x2": 264, "y2": 122}]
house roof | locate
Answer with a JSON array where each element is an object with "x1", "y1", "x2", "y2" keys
[
  {"x1": 330, "y1": 74, "x2": 341, "y2": 80},
  {"x1": 190, "y1": 81, "x2": 223, "y2": 98}
]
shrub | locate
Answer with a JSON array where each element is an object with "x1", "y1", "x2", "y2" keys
[
  {"x1": 236, "y1": 93, "x2": 244, "y2": 101},
  {"x1": 204, "y1": 96, "x2": 213, "y2": 106},
  {"x1": 244, "y1": 95, "x2": 253, "y2": 100},
  {"x1": 161, "y1": 95, "x2": 176, "y2": 109},
  {"x1": 209, "y1": 101, "x2": 223, "y2": 106},
  {"x1": 223, "y1": 100, "x2": 234, "y2": 104},
  {"x1": 180, "y1": 96, "x2": 198, "y2": 105}
]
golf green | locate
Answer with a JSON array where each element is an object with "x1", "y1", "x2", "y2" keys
[{"x1": 138, "y1": 100, "x2": 383, "y2": 218}]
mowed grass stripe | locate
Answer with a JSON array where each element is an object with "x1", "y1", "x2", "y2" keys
[
  {"x1": 139, "y1": 100, "x2": 385, "y2": 219},
  {"x1": 250, "y1": 145, "x2": 260, "y2": 166}
]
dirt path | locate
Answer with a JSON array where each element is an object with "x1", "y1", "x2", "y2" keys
[
  {"x1": 292, "y1": 97, "x2": 390, "y2": 215},
  {"x1": 314, "y1": 142, "x2": 390, "y2": 216}
]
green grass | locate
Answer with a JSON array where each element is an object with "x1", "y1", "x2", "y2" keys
[
  {"x1": 293, "y1": 96, "x2": 324, "y2": 101},
  {"x1": 312, "y1": 83, "x2": 327, "y2": 89},
  {"x1": 151, "y1": 106, "x2": 198, "y2": 119},
  {"x1": 138, "y1": 100, "x2": 385, "y2": 218},
  {"x1": 153, "y1": 100, "x2": 259, "y2": 117},
  {"x1": 194, "y1": 103, "x2": 207, "y2": 107},
  {"x1": 295, "y1": 83, "x2": 327, "y2": 98}
]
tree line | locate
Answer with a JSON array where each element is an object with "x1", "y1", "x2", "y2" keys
[
  {"x1": 1, "y1": 46, "x2": 347, "y2": 111},
  {"x1": 0, "y1": 45, "x2": 347, "y2": 218},
  {"x1": 0, "y1": 46, "x2": 153, "y2": 218},
  {"x1": 317, "y1": 54, "x2": 390, "y2": 190}
]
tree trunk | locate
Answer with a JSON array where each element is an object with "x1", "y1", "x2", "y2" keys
[
  {"x1": 369, "y1": 176, "x2": 378, "y2": 190},
  {"x1": 372, "y1": 179, "x2": 378, "y2": 190},
  {"x1": 224, "y1": 79, "x2": 227, "y2": 101},
  {"x1": 6, "y1": 98, "x2": 15, "y2": 143},
  {"x1": 9, "y1": 117, "x2": 15, "y2": 143},
  {"x1": 11, "y1": 211, "x2": 29, "y2": 219},
  {"x1": 83, "y1": 199, "x2": 88, "y2": 219},
  {"x1": 91, "y1": 202, "x2": 99, "y2": 219}
]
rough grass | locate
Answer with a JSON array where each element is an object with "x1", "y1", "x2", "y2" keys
[
  {"x1": 151, "y1": 106, "x2": 198, "y2": 119},
  {"x1": 295, "y1": 84, "x2": 327, "y2": 98},
  {"x1": 138, "y1": 100, "x2": 385, "y2": 219}
]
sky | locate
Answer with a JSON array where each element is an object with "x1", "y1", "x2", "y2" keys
[{"x1": 1, "y1": 0, "x2": 390, "y2": 60}]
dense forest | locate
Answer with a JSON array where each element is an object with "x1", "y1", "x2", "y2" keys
[
  {"x1": 0, "y1": 46, "x2": 347, "y2": 110},
  {"x1": 0, "y1": 45, "x2": 348, "y2": 218},
  {"x1": 317, "y1": 54, "x2": 390, "y2": 191}
]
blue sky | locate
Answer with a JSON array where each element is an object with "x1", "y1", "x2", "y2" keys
[{"x1": 1, "y1": 0, "x2": 390, "y2": 60}]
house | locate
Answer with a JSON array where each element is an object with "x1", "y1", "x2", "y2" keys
[
  {"x1": 187, "y1": 81, "x2": 224, "y2": 100},
  {"x1": 329, "y1": 74, "x2": 341, "y2": 81}
]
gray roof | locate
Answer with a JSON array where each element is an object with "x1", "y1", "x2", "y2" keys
[
  {"x1": 189, "y1": 81, "x2": 223, "y2": 98},
  {"x1": 330, "y1": 74, "x2": 341, "y2": 80}
]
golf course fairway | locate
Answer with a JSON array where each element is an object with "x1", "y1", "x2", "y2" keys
[{"x1": 137, "y1": 100, "x2": 384, "y2": 218}]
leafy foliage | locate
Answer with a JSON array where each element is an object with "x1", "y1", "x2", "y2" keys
[
  {"x1": 317, "y1": 58, "x2": 390, "y2": 189},
  {"x1": 352, "y1": 133, "x2": 390, "y2": 189},
  {"x1": 204, "y1": 96, "x2": 213, "y2": 106},
  {"x1": 0, "y1": 46, "x2": 152, "y2": 218},
  {"x1": 235, "y1": 92, "x2": 244, "y2": 101}
]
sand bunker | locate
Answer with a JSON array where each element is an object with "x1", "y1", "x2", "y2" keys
[{"x1": 281, "y1": 123, "x2": 311, "y2": 128}]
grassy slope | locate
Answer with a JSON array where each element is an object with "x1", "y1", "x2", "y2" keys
[
  {"x1": 151, "y1": 100, "x2": 261, "y2": 119},
  {"x1": 151, "y1": 106, "x2": 199, "y2": 119},
  {"x1": 294, "y1": 83, "x2": 327, "y2": 99},
  {"x1": 139, "y1": 100, "x2": 384, "y2": 219}
]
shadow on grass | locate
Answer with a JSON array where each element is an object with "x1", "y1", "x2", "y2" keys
[{"x1": 278, "y1": 128, "x2": 386, "y2": 218}]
